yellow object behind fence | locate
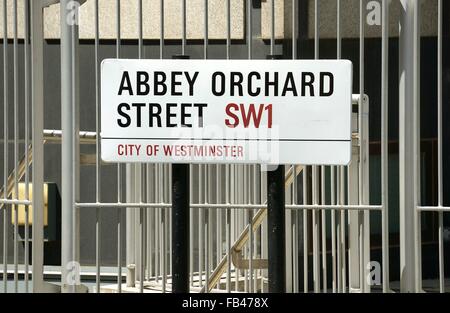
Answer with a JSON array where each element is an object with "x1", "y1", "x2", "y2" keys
[{"x1": 10, "y1": 183, "x2": 49, "y2": 226}]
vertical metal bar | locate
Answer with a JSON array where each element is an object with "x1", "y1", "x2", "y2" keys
[
  {"x1": 359, "y1": 0, "x2": 365, "y2": 292},
  {"x1": 226, "y1": 0, "x2": 231, "y2": 293},
  {"x1": 61, "y1": 0, "x2": 81, "y2": 293},
  {"x1": 151, "y1": 169, "x2": 157, "y2": 283},
  {"x1": 212, "y1": 1, "x2": 222, "y2": 288},
  {"x1": 270, "y1": 0, "x2": 274, "y2": 55},
  {"x1": 267, "y1": 165, "x2": 286, "y2": 293},
  {"x1": 160, "y1": 0, "x2": 164, "y2": 59},
  {"x1": 314, "y1": 0, "x2": 319, "y2": 58},
  {"x1": 155, "y1": 0, "x2": 164, "y2": 288},
  {"x1": 71, "y1": 0, "x2": 81, "y2": 294},
  {"x1": 168, "y1": 165, "x2": 172, "y2": 279},
  {"x1": 116, "y1": 0, "x2": 122, "y2": 293},
  {"x1": 140, "y1": 181, "x2": 146, "y2": 293},
  {"x1": 206, "y1": 164, "x2": 213, "y2": 291},
  {"x1": 13, "y1": 0, "x2": 19, "y2": 293},
  {"x1": 2, "y1": 0, "x2": 9, "y2": 293},
  {"x1": 340, "y1": 169, "x2": 346, "y2": 292},
  {"x1": 156, "y1": 167, "x2": 160, "y2": 284},
  {"x1": 248, "y1": 0, "x2": 251, "y2": 64},
  {"x1": 206, "y1": 167, "x2": 212, "y2": 291},
  {"x1": 313, "y1": 0, "x2": 320, "y2": 293},
  {"x1": 31, "y1": 0, "x2": 45, "y2": 293},
  {"x1": 199, "y1": 1, "x2": 209, "y2": 286},
  {"x1": 362, "y1": 96, "x2": 371, "y2": 293},
  {"x1": 261, "y1": 166, "x2": 267, "y2": 292},
  {"x1": 126, "y1": 165, "x2": 136, "y2": 289},
  {"x1": 337, "y1": 0, "x2": 341, "y2": 60},
  {"x1": 381, "y1": 0, "x2": 390, "y2": 293},
  {"x1": 162, "y1": 169, "x2": 166, "y2": 293},
  {"x1": 189, "y1": 166, "x2": 194, "y2": 287},
  {"x1": 348, "y1": 156, "x2": 360, "y2": 292},
  {"x1": 412, "y1": 0, "x2": 422, "y2": 293},
  {"x1": 437, "y1": 0, "x2": 444, "y2": 294},
  {"x1": 292, "y1": 0, "x2": 298, "y2": 294},
  {"x1": 138, "y1": 1, "x2": 144, "y2": 293},
  {"x1": 94, "y1": 0, "x2": 101, "y2": 293},
  {"x1": 399, "y1": 0, "x2": 419, "y2": 293},
  {"x1": 312, "y1": 167, "x2": 320, "y2": 293},
  {"x1": 303, "y1": 168, "x2": 308, "y2": 293},
  {"x1": 243, "y1": 166, "x2": 248, "y2": 292},
  {"x1": 331, "y1": 167, "x2": 336, "y2": 293},
  {"x1": 336, "y1": 0, "x2": 344, "y2": 293},
  {"x1": 247, "y1": 0, "x2": 254, "y2": 294},
  {"x1": 216, "y1": 166, "x2": 222, "y2": 290},
  {"x1": 321, "y1": 167, "x2": 327, "y2": 292},
  {"x1": 181, "y1": 0, "x2": 186, "y2": 55},
  {"x1": 226, "y1": 166, "x2": 231, "y2": 292},
  {"x1": 202, "y1": 0, "x2": 207, "y2": 59},
  {"x1": 336, "y1": 168, "x2": 342, "y2": 292},
  {"x1": 199, "y1": 166, "x2": 204, "y2": 288},
  {"x1": 236, "y1": 165, "x2": 242, "y2": 291},
  {"x1": 24, "y1": 0, "x2": 30, "y2": 293}
]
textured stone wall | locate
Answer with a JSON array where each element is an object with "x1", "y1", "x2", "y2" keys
[
  {"x1": 0, "y1": 0, "x2": 245, "y2": 40},
  {"x1": 0, "y1": 1, "x2": 440, "y2": 40},
  {"x1": 260, "y1": 0, "x2": 438, "y2": 39}
]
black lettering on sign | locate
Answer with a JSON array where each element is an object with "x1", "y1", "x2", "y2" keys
[
  {"x1": 301, "y1": 72, "x2": 315, "y2": 96},
  {"x1": 117, "y1": 103, "x2": 131, "y2": 127},
  {"x1": 194, "y1": 103, "x2": 207, "y2": 127},
  {"x1": 212, "y1": 72, "x2": 225, "y2": 96},
  {"x1": 230, "y1": 72, "x2": 244, "y2": 96},
  {"x1": 248, "y1": 72, "x2": 261, "y2": 96},
  {"x1": 118, "y1": 71, "x2": 133, "y2": 95},
  {"x1": 132, "y1": 103, "x2": 146, "y2": 127},
  {"x1": 320, "y1": 72, "x2": 334, "y2": 96},
  {"x1": 171, "y1": 72, "x2": 183, "y2": 96},
  {"x1": 282, "y1": 72, "x2": 298, "y2": 97},
  {"x1": 166, "y1": 103, "x2": 178, "y2": 127},
  {"x1": 264, "y1": 72, "x2": 278, "y2": 97},
  {"x1": 180, "y1": 103, "x2": 192, "y2": 127},
  {"x1": 149, "y1": 103, "x2": 162, "y2": 127},
  {"x1": 185, "y1": 72, "x2": 199, "y2": 96},
  {"x1": 136, "y1": 72, "x2": 150, "y2": 96},
  {"x1": 154, "y1": 72, "x2": 167, "y2": 96}
]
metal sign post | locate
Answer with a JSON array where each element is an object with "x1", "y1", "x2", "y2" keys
[
  {"x1": 267, "y1": 164, "x2": 286, "y2": 293},
  {"x1": 266, "y1": 54, "x2": 285, "y2": 293},
  {"x1": 171, "y1": 54, "x2": 190, "y2": 293},
  {"x1": 172, "y1": 162, "x2": 190, "y2": 293}
]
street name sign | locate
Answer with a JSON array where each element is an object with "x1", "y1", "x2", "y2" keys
[{"x1": 101, "y1": 59, "x2": 352, "y2": 165}]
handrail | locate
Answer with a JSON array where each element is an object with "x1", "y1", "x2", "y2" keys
[
  {"x1": 201, "y1": 164, "x2": 304, "y2": 293},
  {"x1": 0, "y1": 144, "x2": 33, "y2": 209}
]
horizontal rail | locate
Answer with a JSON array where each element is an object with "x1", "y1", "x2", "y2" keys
[
  {"x1": 287, "y1": 204, "x2": 383, "y2": 211},
  {"x1": 75, "y1": 202, "x2": 382, "y2": 211},
  {"x1": 417, "y1": 206, "x2": 450, "y2": 212},
  {"x1": 44, "y1": 129, "x2": 96, "y2": 144},
  {"x1": 0, "y1": 199, "x2": 32, "y2": 206}
]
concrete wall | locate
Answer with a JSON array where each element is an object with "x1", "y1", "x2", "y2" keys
[
  {"x1": 0, "y1": 0, "x2": 438, "y2": 41},
  {"x1": 261, "y1": 0, "x2": 438, "y2": 39}
]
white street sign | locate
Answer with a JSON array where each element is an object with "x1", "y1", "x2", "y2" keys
[{"x1": 101, "y1": 59, "x2": 353, "y2": 165}]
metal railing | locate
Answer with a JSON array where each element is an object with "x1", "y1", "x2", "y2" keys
[{"x1": 0, "y1": 0, "x2": 447, "y2": 294}]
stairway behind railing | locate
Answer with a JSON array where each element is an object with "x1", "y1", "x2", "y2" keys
[{"x1": 201, "y1": 165, "x2": 304, "y2": 293}]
